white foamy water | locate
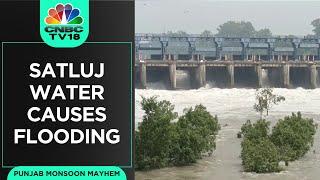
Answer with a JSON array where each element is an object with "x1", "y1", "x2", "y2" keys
[
  {"x1": 135, "y1": 87, "x2": 320, "y2": 180},
  {"x1": 261, "y1": 69, "x2": 271, "y2": 87},
  {"x1": 176, "y1": 69, "x2": 191, "y2": 89},
  {"x1": 146, "y1": 82, "x2": 168, "y2": 90}
]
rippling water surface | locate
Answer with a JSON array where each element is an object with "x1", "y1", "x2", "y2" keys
[{"x1": 135, "y1": 86, "x2": 320, "y2": 180}]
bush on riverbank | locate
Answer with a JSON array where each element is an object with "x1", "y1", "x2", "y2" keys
[
  {"x1": 240, "y1": 113, "x2": 317, "y2": 173},
  {"x1": 171, "y1": 105, "x2": 220, "y2": 165},
  {"x1": 135, "y1": 96, "x2": 177, "y2": 170},
  {"x1": 271, "y1": 112, "x2": 317, "y2": 161},
  {"x1": 240, "y1": 119, "x2": 281, "y2": 173},
  {"x1": 135, "y1": 97, "x2": 220, "y2": 170},
  {"x1": 241, "y1": 137, "x2": 281, "y2": 173},
  {"x1": 241, "y1": 119, "x2": 270, "y2": 141}
]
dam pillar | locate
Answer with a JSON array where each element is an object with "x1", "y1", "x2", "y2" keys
[
  {"x1": 255, "y1": 64, "x2": 262, "y2": 88},
  {"x1": 140, "y1": 62, "x2": 147, "y2": 89},
  {"x1": 309, "y1": 64, "x2": 317, "y2": 89},
  {"x1": 169, "y1": 62, "x2": 177, "y2": 90},
  {"x1": 227, "y1": 64, "x2": 235, "y2": 88},
  {"x1": 281, "y1": 63, "x2": 290, "y2": 88},
  {"x1": 196, "y1": 62, "x2": 206, "y2": 88}
]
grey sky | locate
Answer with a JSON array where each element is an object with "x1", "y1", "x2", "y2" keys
[{"x1": 136, "y1": 0, "x2": 320, "y2": 36}]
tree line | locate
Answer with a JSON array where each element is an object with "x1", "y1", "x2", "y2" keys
[{"x1": 165, "y1": 18, "x2": 320, "y2": 38}]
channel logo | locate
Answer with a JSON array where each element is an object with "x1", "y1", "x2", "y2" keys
[
  {"x1": 45, "y1": 4, "x2": 83, "y2": 25},
  {"x1": 40, "y1": 0, "x2": 89, "y2": 48}
]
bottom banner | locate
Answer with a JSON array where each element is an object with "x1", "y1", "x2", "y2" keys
[{"x1": 8, "y1": 166, "x2": 126, "y2": 180}]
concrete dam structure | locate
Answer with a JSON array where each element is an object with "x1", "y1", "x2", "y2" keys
[{"x1": 135, "y1": 36, "x2": 320, "y2": 89}]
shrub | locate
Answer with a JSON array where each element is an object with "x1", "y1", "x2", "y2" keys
[
  {"x1": 270, "y1": 112, "x2": 317, "y2": 161},
  {"x1": 135, "y1": 98, "x2": 220, "y2": 170},
  {"x1": 241, "y1": 88, "x2": 318, "y2": 173},
  {"x1": 170, "y1": 124, "x2": 202, "y2": 165},
  {"x1": 240, "y1": 119, "x2": 270, "y2": 141},
  {"x1": 240, "y1": 119, "x2": 281, "y2": 173},
  {"x1": 240, "y1": 113, "x2": 318, "y2": 173},
  {"x1": 171, "y1": 105, "x2": 220, "y2": 165},
  {"x1": 135, "y1": 96, "x2": 177, "y2": 170},
  {"x1": 241, "y1": 137, "x2": 281, "y2": 173}
]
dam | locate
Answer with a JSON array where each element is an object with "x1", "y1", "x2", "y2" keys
[
  {"x1": 135, "y1": 60, "x2": 319, "y2": 89},
  {"x1": 135, "y1": 36, "x2": 320, "y2": 89}
]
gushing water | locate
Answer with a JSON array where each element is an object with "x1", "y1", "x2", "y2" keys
[
  {"x1": 261, "y1": 69, "x2": 271, "y2": 87},
  {"x1": 146, "y1": 82, "x2": 167, "y2": 90},
  {"x1": 135, "y1": 87, "x2": 320, "y2": 180},
  {"x1": 176, "y1": 69, "x2": 191, "y2": 89}
]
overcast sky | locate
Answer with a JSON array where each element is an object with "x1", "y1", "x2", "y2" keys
[{"x1": 136, "y1": 0, "x2": 320, "y2": 36}]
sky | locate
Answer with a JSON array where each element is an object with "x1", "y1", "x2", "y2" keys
[{"x1": 135, "y1": 0, "x2": 320, "y2": 36}]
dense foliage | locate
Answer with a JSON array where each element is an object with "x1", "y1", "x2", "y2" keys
[
  {"x1": 135, "y1": 96, "x2": 177, "y2": 170},
  {"x1": 240, "y1": 119, "x2": 270, "y2": 141},
  {"x1": 240, "y1": 113, "x2": 317, "y2": 173},
  {"x1": 241, "y1": 137, "x2": 281, "y2": 173},
  {"x1": 240, "y1": 119, "x2": 281, "y2": 173},
  {"x1": 135, "y1": 97, "x2": 220, "y2": 170},
  {"x1": 271, "y1": 112, "x2": 317, "y2": 161},
  {"x1": 216, "y1": 21, "x2": 272, "y2": 38},
  {"x1": 171, "y1": 105, "x2": 220, "y2": 165},
  {"x1": 311, "y1": 18, "x2": 320, "y2": 36},
  {"x1": 164, "y1": 18, "x2": 320, "y2": 38}
]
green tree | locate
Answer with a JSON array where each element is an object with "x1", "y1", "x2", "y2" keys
[
  {"x1": 216, "y1": 21, "x2": 273, "y2": 38},
  {"x1": 240, "y1": 113, "x2": 317, "y2": 173},
  {"x1": 241, "y1": 119, "x2": 270, "y2": 141},
  {"x1": 241, "y1": 137, "x2": 281, "y2": 173},
  {"x1": 216, "y1": 21, "x2": 255, "y2": 37},
  {"x1": 136, "y1": 97, "x2": 220, "y2": 170},
  {"x1": 254, "y1": 88, "x2": 285, "y2": 119},
  {"x1": 135, "y1": 96, "x2": 177, "y2": 170},
  {"x1": 200, "y1": 30, "x2": 213, "y2": 37},
  {"x1": 311, "y1": 18, "x2": 320, "y2": 36},
  {"x1": 255, "y1": 28, "x2": 272, "y2": 38},
  {"x1": 239, "y1": 90, "x2": 317, "y2": 173},
  {"x1": 271, "y1": 112, "x2": 317, "y2": 161},
  {"x1": 240, "y1": 89, "x2": 283, "y2": 173},
  {"x1": 171, "y1": 105, "x2": 220, "y2": 165},
  {"x1": 240, "y1": 119, "x2": 281, "y2": 173}
]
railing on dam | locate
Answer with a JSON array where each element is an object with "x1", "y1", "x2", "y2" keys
[{"x1": 135, "y1": 36, "x2": 320, "y2": 62}]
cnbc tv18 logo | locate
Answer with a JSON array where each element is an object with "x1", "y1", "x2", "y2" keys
[
  {"x1": 40, "y1": 0, "x2": 89, "y2": 48},
  {"x1": 45, "y1": 4, "x2": 83, "y2": 41}
]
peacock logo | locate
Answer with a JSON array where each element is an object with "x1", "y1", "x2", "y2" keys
[
  {"x1": 40, "y1": 0, "x2": 89, "y2": 47},
  {"x1": 45, "y1": 3, "x2": 83, "y2": 25}
]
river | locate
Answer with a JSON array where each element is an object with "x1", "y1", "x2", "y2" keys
[{"x1": 135, "y1": 86, "x2": 320, "y2": 180}]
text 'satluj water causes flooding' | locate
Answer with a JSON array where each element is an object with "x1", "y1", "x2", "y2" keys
[{"x1": 135, "y1": 87, "x2": 320, "y2": 180}]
